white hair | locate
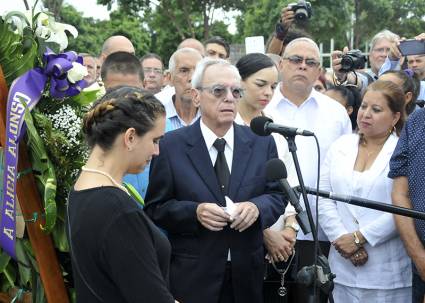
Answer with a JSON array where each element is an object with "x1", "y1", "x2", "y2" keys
[
  {"x1": 369, "y1": 29, "x2": 399, "y2": 50},
  {"x1": 191, "y1": 57, "x2": 241, "y2": 89},
  {"x1": 168, "y1": 47, "x2": 202, "y2": 73},
  {"x1": 283, "y1": 37, "x2": 320, "y2": 58}
]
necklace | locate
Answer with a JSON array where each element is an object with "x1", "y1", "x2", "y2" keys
[
  {"x1": 81, "y1": 166, "x2": 129, "y2": 195},
  {"x1": 365, "y1": 148, "x2": 380, "y2": 158}
]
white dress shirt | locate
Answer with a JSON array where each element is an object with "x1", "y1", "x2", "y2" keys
[
  {"x1": 200, "y1": 119, "x2": 234, "y2": 172},
  {"x1": 265, "y1": 84, "x2": 352, "y2": 241}
]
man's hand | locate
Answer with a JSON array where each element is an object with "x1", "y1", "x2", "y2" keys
[
  {"x1": 230, "y1": 202, "x2": 259, "y2": 232},
  {"x1": 349, "y1": 247, "x2": 368, "y2": 267},
  {"x1": 389, "y1": 37, "x2": 402, "y2": 60},
  {"x1": 331, "y1": 46, "x2": 349, "y2": 81},
  {"x1": 333, "y1": 233, "x2": 358, "y2": 258},
  {"x1": 279, "y1": 7, "x2": 295, "y2": 32},
  {"x1": 415, "y1": 33, "x2": 425, "y2": 41},
  {"x1": 196, "y1": 203, "x2": 231, "y2": 231},
  {"x1": 264, "y1": 228, "x2": 296, "y2": 263}
]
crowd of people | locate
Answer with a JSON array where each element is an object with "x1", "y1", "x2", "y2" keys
[{"x1": 66, "y1": 3, "x2": 425, "y2": 303}]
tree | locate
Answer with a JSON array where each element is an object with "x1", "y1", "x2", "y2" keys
[
  {"x1": 96, "y1": 0, "x2": 250, "y2": 40},
  {"x1": 238, "y1": 0, "x2": 425, "y2": 51},
  {"x1": 59, "y1": 5, "x2": 150, "y2": 57},
  {"x1": 42, "y1": 0, "x2": 64, "y2": 18}
]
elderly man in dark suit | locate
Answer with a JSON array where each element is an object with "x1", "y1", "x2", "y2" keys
[{"x1": 145, "y1": 58, "x2": 286, "y2": 303}]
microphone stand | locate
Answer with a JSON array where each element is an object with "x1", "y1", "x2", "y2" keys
[
  {"x1": 283, "y1": 135, "x2": 334, "y2": 303},
  {"x1": 300, "y1": 186, "x2": 425, "y2": 221}
]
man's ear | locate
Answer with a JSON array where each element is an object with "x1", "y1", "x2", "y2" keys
[{"x1": 191, "y1": 88, "x2": 201, "y2": 108}]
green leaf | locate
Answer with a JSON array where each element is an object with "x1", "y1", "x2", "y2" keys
[
  {"x1": 0, "y1": 18, "x2": 38, "y2": 85},
  {"x1": 71, "y1": 85, "x2": 102, "y2": 105},
  {"x1": 15, "y1": 240, "x2": 31, "y2": 286},
  {"x1": 0, "y1": 251, "x2": 11, "y2": 273},
  {"x1": 4, "y1": 262, "x2": 16, "y2": 287},
  {"x1": 24, "y1": 107, "x2": 58, "y2": 232}
]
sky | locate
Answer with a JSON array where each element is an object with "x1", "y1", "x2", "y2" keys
[{"x1": 0, "y1": 0, "x2": 238, "y2": 33}]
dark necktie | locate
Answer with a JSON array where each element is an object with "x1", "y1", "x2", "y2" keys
[{"x1": 213, "y1": 138, "x2": 230, "y2": 196}]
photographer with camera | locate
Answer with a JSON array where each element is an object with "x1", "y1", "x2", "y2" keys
[
  {"x1": 332, "y1": 30, "x2": 400, "y2": 92},
  {"x1": 267, "y1": 1, "x2": 312, "y2": 56}
]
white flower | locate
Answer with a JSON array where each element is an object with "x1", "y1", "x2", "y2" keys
[
  {"x1": 47, "y1": 105, "x2": 83, "y2": 149},
  {"x1": 35, "y1": 12, "x2": 78, "y2": 51},
  {"x1": 44, "y1": 18, "x2": 78, "y2": 51},
  {"x1": 3, "y1": 10, "x2": 78, "y2": 51},
  {"x1": 67, "y1": 62, "x2": 88, "y2": 84}
]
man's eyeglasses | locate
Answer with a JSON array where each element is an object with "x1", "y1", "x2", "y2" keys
[
  {"x1": 282, "y1": 55, "x2": 320, "y2": 68},
  {"x1": 197, "y1": 84, "x2": 244, "y2": 99},
  {"x1": 372, "y1": 47, "x2": 391, "y2": 54},
  {"x1": 143, "y1": 67, "x2": 163, "y2": 75}
]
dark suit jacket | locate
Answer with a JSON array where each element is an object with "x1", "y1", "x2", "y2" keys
[{"x1": 145, "y1": 119, "x2": 286, "y2": 303}]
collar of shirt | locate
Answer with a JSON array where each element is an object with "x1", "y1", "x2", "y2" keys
[
  {"x1": 164, "y1": 95, "x2": 201, "y2": 123},
  {"x1": 200, "y1": 119, "x2": 234, "y2": 172},
  {"x1": 234, "y1": 112, "x2": 248, "y2": 126},
  {"x1": 270, "y1": 82, "x2": 319, "y2": 111}
]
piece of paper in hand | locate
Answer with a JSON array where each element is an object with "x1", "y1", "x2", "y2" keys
[{"x1": 224, "y1": 196, "x2": 237, "y2": 217}]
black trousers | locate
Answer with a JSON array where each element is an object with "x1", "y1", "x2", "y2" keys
[
  {"x1": 219, "y1": 262, "x2": 235, "y2": 303},
  {"x1": 263, "y1": 240, "x2": 331, "y2": 303}
]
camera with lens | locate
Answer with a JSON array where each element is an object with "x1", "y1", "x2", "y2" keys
[
  {"x1": 340, "y1": 49, "x2": 367, "y2": 73},
  {"x1": 288, "y1": 0, "x2": 312, "y2": 21}
]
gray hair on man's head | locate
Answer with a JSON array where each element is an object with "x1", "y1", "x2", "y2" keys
[
  {"x1": 191, "y1": 57, "x2": 241, "y2": 89},
  {"x1": 168, "y1": 47, "x2": 202, "y2": 73},
  {"x1": 369, "y1": 29, "x2": 399, "y2": 50},
  {"x1": 283, "y1": 37, "x2": 320, "y2": 58}
]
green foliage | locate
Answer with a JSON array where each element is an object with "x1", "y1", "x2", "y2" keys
[
  {"x1": 0, "y1": 18, "x2": 38, "y2": 85},
  {"x1": 235, "y1": 0, "x2": 281, "y2": 43},
  {"x1": 60, "y1": 5, "x2": 150, "y2": 57},
  {"x1": 238, "y1": 0, "x2": 425, "y2": 51}
]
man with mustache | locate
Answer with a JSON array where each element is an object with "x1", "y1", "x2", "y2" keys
[{"x1": 141, "y1": 53, "x2": 165, "y2": 94}]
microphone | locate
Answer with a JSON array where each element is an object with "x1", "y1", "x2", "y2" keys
[
  {"x1": 266, "y1": 158, "x2": 311, "y2": 234},
  {"x1": 250, "y1": 116, "x2": 314, "y2": 137}
]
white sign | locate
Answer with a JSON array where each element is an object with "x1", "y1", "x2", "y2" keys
[{"x1": 245, "y1": 36, "x2": 265, "y2": 54}]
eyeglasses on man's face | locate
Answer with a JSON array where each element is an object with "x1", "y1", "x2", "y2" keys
[
  {"x1": 197, "y1": 84, "x2": 244, "y2": 99},
  {"x1": 143, "y1": 67, "x2": 163, "y2": 75},
  {"x1": 283, "y1": 55, "x2": 320, "y2": 68}
]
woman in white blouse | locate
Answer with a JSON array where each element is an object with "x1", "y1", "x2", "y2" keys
[{"x1": 319, "y1": 80, "x2": 411, "y2": 302}]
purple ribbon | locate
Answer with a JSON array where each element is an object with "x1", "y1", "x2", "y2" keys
[{"x1": 1, "y1": 49, "x2": 87, "y2": 258}]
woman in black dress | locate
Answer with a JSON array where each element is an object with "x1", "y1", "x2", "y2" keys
[{"x1": 67, "y1": 86, "x2": 177, "y2": 303}]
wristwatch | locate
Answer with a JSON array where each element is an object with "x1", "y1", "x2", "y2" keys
[
  {"x1": 275, "y1": 22, "x2": 288, "y2": 41},
  {"x1": 353, "y1": 231, "x2": 362, "y2": 247},
  {"x1": 284, "y1": 222, "x2": 300, "y2": 233}
]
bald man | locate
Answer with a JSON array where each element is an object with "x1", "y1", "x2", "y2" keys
[
  {"x1": 99, "y1": 35, "x2": 135, "y2": 64},
  {"x1": 178, "y1": 38, "x2": 205, "y2": 56}
]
